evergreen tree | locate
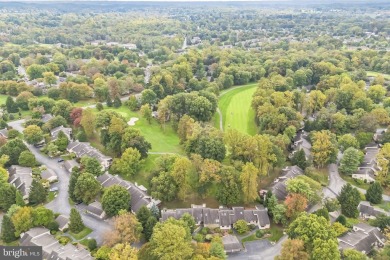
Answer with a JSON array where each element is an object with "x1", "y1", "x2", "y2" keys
[
  {"x1": 1, "y1": 215, "x2": 16, "y2": 243},
  {"x1": 337, "y1": 184, "x2": 361, "y2": 218},
  {"x1": 68, "y1": 170, "x2": 80, "y2": 203},
  {"x1": 291, "y1": 149, "x2": 307, "y2": 169},
  {"x1": 69, "y1": 208, "x2": 84, "y2": 233},
  {"x1": 15, "y1": 190, "x2": 25, "y2": 206},
  {"x1": 144, "y1": 216, "x2": 158, "y2": 241},
  {"x1": 113, "y1": 96, "x2": 122, "y2": 108},
  {"x1": 28, "y1": 179, "x2": 47, "y2": 205},
  {"x1": 106, "y1": 96, "x2": 113, "y2": 107},
  {"x1": 366, "y1": 182, "x2": 383, "y2": 204},
  {"x1": 0, "y1": 184, "x2": 16, "y2": 211},
  {"x1": 136, "y1": 206, "x2": 151, "y2": 229},
  {"x1": 150, "y1": 203, "x2": 160, "y2": 219},
  {"x1": 6, "y1": 96, "x2": 18, "y2": 113}
]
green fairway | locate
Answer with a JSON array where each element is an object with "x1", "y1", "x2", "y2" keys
[
  {"x1": 216, "y1": 83, "x2": 258, "y2": 135},
  {"x1": 98, "y1": 106, "x2": 183, "y2": 154},
  {"x1": 366, "y1": 71, "x2": 390, "y2": 80}
]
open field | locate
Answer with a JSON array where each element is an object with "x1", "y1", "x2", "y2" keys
[
  {"x1": 216, "y1": 83, "x2": 258, "y2": 135},
  {"x1": 366, "y1": 71, "x2": 390, "y2": 80},
  {"x1": 96, "y1": 105, "x2": 183, "y2": 154}
]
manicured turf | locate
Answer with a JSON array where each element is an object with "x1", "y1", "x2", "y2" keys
[
  {"x1": 0, "y1": 94, "x2": 8, "y2": 105},
  {"x1": 98, "y1": 106, "x2": 183, "y2": 154},
  {"x1": 217, "y1": 83, "x2": 258, "y2": 135},
  {"x1": 366, "y1": 71, "x2": 390, "y2": 80},
  {"x1": 69, "y1": 227, "x2": 93, "y2": 240}
]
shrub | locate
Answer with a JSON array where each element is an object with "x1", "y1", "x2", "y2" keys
[
  {"x1": 96, "y1": 103, "x2": 103, "y2": 111},
  {"x1": 249, "y1": 224, "x2": 257, "y2": 230},
  {"x1": 200, "y1": 227, "x2": 210, "y2": 235},
  {"x1": 205, "y1": 234, "x2": 213, "y2": 241},
  {"x1": 59, "y1": 236, "x2": 71, "y2": 245},
  {"x1": 335, "y1": 215, "x2": 347, "y2": 226},
  {"x1": 256, "y1": 230, "x2": 265, "y2": 238},
  {"x1": 233, "y1": 220, "x2": 249, "y2": 234},
  {"x1": 87, "y1": 239, "x2": 97, "y2": 251},
  {"x1": 193, "y1": 233, "x2": 205, "y2": 242},
  {"x1": 47, "y1": 221, "x2": 59, "y2": 232}
]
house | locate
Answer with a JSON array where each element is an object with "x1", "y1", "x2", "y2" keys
[
  {"x1": 41, "y1": 114, "x2": 53, "y2": 123},
  {"x1": 55, "y1": 215, "x2": 69, "y2": 232},
  {"x1": 338, "y1": 223, "x2": 386, "y2": 254},
  {"x1": 8, "y1": 165, "x2": 33, "y2": 201},
  {"x1": 270, "y1": 166, "x2": 304, "y2": 201},
  {"x1": 20, "y1": 227, "x2": 93, "y2": 260},
  {"x1": 86, "y1": 201, "x2": 106, "y2": 220},
  {"x1": 63, "y1": 159, "x2": 80, "y2": 173},
  {"x1": 290, "y1": 130, "x2": 311, "y2": 160},
  {"x1": 353, "y1": 143, "x2": 380, "y2": 183},
  {"x1": 41, "y1": 168, "x2": 58, "y2": 183},
  {"x1": 0, "y1": 128, "x2": 8, "y2": 138},
  {"x1": 96, "y1": 172, "x2": 161, "y2": 213},
  {"x1": 358, "y1": 201, "x2": 390, "y2": 219},
  {"x1": 160, "y1": 205, "x2": 270, "y2": 230},
  {"x1": 222, "y1": 235, "x2": 243, "y2": 253},
  {"x1": 373, "y1": 128, "x2": 387, "y2": 143},
  {"x1": 67, "y1": 141, "x2": 112, "y2": 169},
  {"x1": 50, "y1": 125, "x2": 72, "y2": 141}
]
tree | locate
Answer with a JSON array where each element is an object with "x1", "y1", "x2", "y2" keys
[
  {"x1": 313, "y1": 208, "x2": 330, "y2": 221},
  {"x1": 216, "y1": 166, "x2": 241, "y2": 205},
  {"x1": 11, "y1": 206, "x2": 33, "y2": 237},
  {"x1": 109, "y1": 243, "x2": 138, "y2": 260},
  {"x1": 121, "y1": 128, "x2": 151, "y2": 158},
  {"x1": 29, "y1": 179, "x2": 47, "y2": 205},
  {"x1": 285, "y1": 194, "x2": 308, "y2": 219},
  {"x1": 18, "y1": 151, "x2": 36, "y2": 167},
  {"x1": 111, "y1": 148, "x2": 142, "y2": 177},
  {"x1": 240, "y1": 162, "x2": 258, "y2": 204},
  {"x1": 151, "y1": 171, "x2": 178, "y2": 202},
  {"x1": 338, "y1": 134, "x2": 359, "y2": 152},
  {"x1": 52, "y1": 100, "x2": 73, "y2": 121},
  {"x1": 366, "y1": 182, "x2": 383, "y2": 204},
  {"x1": 32, "y1": 206, "x2": 54, "y2": 227},
  {"x1": 55, "y1": 131, "x2": 69, "y2": 151},
  {"x1": 144, "y1": 216, "x2": 158, "y2": 241},
  {"x1": 209, "y1": 241, "x2": 226, "y2": 259},
  {"x1": 149, "y1": 221, "x2": 193, "y2": 260},
  {"x1": 335, "y1": 215, "x2": 347, "y2": 226},
  {"x1": 0, "y1": 184, "x2": 16, "y2": 211},
  {"x1": 15, "y1": 190, "x2": 25, "y2": 206},
  {"x1": 342, "y1": 249, "x2": 367, "y2": 260},
  {"x1": 16, "y1": 91, "x2": 34, "y2": 110},
  {"x1": 113, "y1": 96, "x2": 122, "y2": 108},
  {"x1": 104, "y1": 212, "x2": 142, "y2": 246},
  {"x1": 1, "y1": 215, "x2": 17, "y2": 243},
  {"x1": 267, "y1": 194, "x2": 278, "y2": 216},
  {"x1": 234, "y1": 220, "x2": 249, "y2": 234},
  {"x1": 140, "y1": 104, "x2": 152, "y2": 124},
  {"x1": 80, "y1": 156, "x2": 102, "y2": 176},
  {"x1": 286, "y1": 178, "x2": 313, "y2": 200},
  {"x1": 69, "y1": 208, "x2": 85, "y2": 233},
  {"x1": 171, "y1": 157, "x2": 191, "y2": 201},
  {"x1": 43, "y1": 72, "x2": 57, "y2": 87},
  {"x1": 102, "y1": 185, "x2": 130, "y2": 217},
  {"x1": 127, "y1": 95, "x2": 138, "y2": 111},
  {"x1": 6, "y1": 96, "x2": 18, "y2": 113},
  {"x1": 273, "y1": 204, "x2": 288, "y2": 225},
  {"x1": 311, "y1": 130, "x2": 338, "y2": 167},
  {"x1": 80, "y1": 108, "x2": 96, "y2": 137},
  {"x1": 371, "y1": 214, "x2": 390, "y2": 231},
  {"x1": 337, "y1": 184, "x2": 361, "y2": 218},
  {"x1": 23, "y1": 125, "x2": 43, "y2": 145},
  {"x1": 141, "y1": 89, "x2": 157, "y2": 105},
  {"x1": 180, "y1": 213, "x2": 196, "y2": 233},
  {"x1": 287, "y1": 213, "x2": 337, "y2": 253},
  {"x1": 0, "y1": 138, "x2": 28, "y2": 166},
  {"x1": 74, "y1": 172, "x2": 101, "y2": 204},
  {"x1": 331, "y1": 222, "x2": 348, "y2": 237},
  {"x1": 324, "y1": 198, "x2": 340, "y2": 212},
  {"x1": 95, "y1": 246, "x2": 111, "y2": 260},
  {"x1": 68, "y1": 170, "x2": 80, "y2": 202},
  {"x1": 368, "y1": 84, "x2": 386, "y2": 103},
  {"x1": 137, "y1": 206, "x2": 152, "y2": 229},
  {"x1": 311, "y1": 238, "x2": 340, "y2": 260},
  {"x1": 276, "y1": 239, "x2": 309, "y2": 260},
  {"x1": 26, "y1": 64, "x2": 47, "y2": 79},
  {"x1": 339, "y1": 148, "x2": 363, "y2": 175},
  {"x1": 376, "y1": 143, "x2": 390, "y2": 187},
  {"x1": 291, "y1": 149, "x2": 307, "y2": 170}
]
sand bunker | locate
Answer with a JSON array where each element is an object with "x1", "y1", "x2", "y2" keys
[{"x1": 128, "y1": 117, "x2": 139, "y2": 126}]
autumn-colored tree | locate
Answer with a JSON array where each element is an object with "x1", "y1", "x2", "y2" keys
[
  {"x1": 171, "y1": 157, "x2": 192, "y2": 201},
  {"x1": 70, "y1": 107, "x2": 83, "y2": 127},
  {"x1": 104, "y1": 211, "x2": 142, "y2": 247},
  {"x1": 240, "y1": 162, "x2": 258, "y2": 204},
  {"x1": 140, "y1": 104, "x2": 152, "y2": 124},
  {"x1": 23, "y1": 125, "x2": 43, "y2": 145},
  {"x1": 276, "y1": 239, "x2": 309, "y2": 260},
  {"x1": 80, "y1": 108, "x2": 96, "y2": 137},
  {"x1": 285, "y1": 193, "x2": 308, "y2": 219},
  {"x1": 11, "y1": 206, "x2": 33, "y2": 237},
  {"x1": 111, "y1": 148, "x2": 142, "y2": 177},
  {"x1": 376, "y1": 143, "x2": 390, "y2": 187},
  {"x1": 311, "y1": 130, "x2": 338, "y2": 168},
  {"x1": 109, "y1": 243, "x2": 138, "y2": 260}
]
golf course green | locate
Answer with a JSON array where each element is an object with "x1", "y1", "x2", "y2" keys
[{"x1": 216, "y1": 83, "x2": 258, "y2": 135}]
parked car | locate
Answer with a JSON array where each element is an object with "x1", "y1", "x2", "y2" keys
[{"x1": 57, "y1": 159, "x2": 64, "y2": 163}]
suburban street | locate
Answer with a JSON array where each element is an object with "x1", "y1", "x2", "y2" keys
[{"x1": 8, "y1": 119, "x2": 112, "y2": 244}]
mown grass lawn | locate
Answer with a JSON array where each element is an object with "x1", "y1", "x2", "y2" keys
[
  {"x1": 94, "y1": 105, "x2": 183, "y2": 154},
  {"x1": 216, "y1": 83, "x2": 258, "y2": 135},
  {"x1": 123, "y1": 154, "x2": 159, "y2": 190},
  {"x1": 69, "y1": 227, "x2": 92, "y2": 240},
  {"x1": 268, "y1": 224, "x2": 284, "y2": 242},
  {"x1": 0, "y1": 94, "x2": 8, "y2": 105}
]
